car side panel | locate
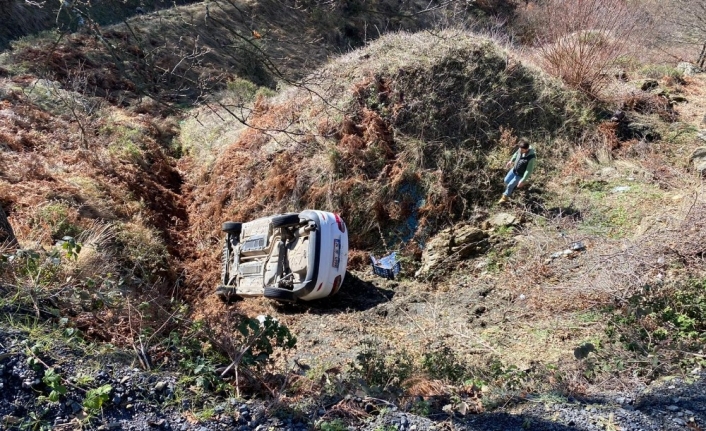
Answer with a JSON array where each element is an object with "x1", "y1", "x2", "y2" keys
[{"x1": 298, "y1": 210, "x2": 348, "y2": 301}]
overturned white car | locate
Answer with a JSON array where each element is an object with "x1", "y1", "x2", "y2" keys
[{"x1": 216, "y1": 210, "x2": 349, "y2": 302}]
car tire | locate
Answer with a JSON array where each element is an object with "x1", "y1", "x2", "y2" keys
[
  {"x1": 264, "y1": 287, "x2": 296, "y2": 302},
  {"x1": 271, "y1": 214, "x2": 302, "y2": 228},
  {"x1": 222, "y1": 222, "x2": 242, "y2": 235},
  {"x1": 221, "y1": 241, "x2": 230, "y2": 285}
]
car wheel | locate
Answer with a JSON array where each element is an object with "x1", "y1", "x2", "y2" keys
[
  {"x1": 264, "y1": 287, "x2": 296, "y2": 302},
  {"x1": 271, "y1": 214, "x2": 301, "y2": 228},
  {"x1": 221, "y1": 241, "x2": 230, "y2": 285},
  {"x1": 222, "y1": 222, "x2": 242, "y2": 235}
]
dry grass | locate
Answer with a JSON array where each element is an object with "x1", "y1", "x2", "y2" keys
[
  {"x1": 0, "y1": 73, "x2": 190, "y2": 346},
  {"x1": 520, "y1": 0, "x2": 654, "y2": 97},
  {"x1": 1, "y1": 0, "x2": 705, "y2": 409},
  {"x1": 182, "y1": 31, "x2": 593, "y2": 302}
]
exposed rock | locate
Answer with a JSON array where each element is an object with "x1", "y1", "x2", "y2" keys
[
  {"x1": 641, "y1": 80, "x2": 659, "y2": 91},
  {"x1": 676, "y1": 62, "x2": 702, "y2": 76},
  {"x1": 697, "y1": 131, "x2": 706, "y2": 142},
  {"x1": 599, "y1": 167, "x2": 619, "y2": 178},
  {"x1": 417, "y1": 224, "x2": 488, "y2": 275},
  {"x1": 454, "y1": 224, "x2": 487, "y2": 247},
  {"x1": 489, "y1": 212, "x2": 517, "y2": 227},
  {"x1": 417, "y1": 230, "x2": 451, "y2": 275},
  {"x1": 690, "y1": 147, "x2": 706, "y2": 175},
  {"x1": 627, "y1": 122, "x2": 660, "y2": 142}
]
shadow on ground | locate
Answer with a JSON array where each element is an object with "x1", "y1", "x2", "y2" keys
[
  {"x1": 440, "y1": 375, "x2": 706, "y2": 431},
  {"x1": 274, "y1": 272, "x2": 394, "y2": 315},
  {"x1": 519, "y1": 188, "x2": 583, "y2": 222}
]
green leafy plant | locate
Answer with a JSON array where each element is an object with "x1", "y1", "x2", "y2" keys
[
  {"x1": 489, "y1": 361, "x2": 528, "y2": 391},
  {"x1": 59, "y1": 236, "x2": 82, "y2": 261},
  {"x1": 73, "y1": 373, "x2": 95, "y2": 386},
  {"x1": 83, "y1": 384, "x2": 112, "y2": 412},
  {"x1": 42, "y1": 368, "x2": 67, "y2": 402},
  {"x1": 20, "y1": 410, "x2": 51, "y2": 431},
  {"x1": 351, "y1": 339, "x2": 413, "y2": 393},
  {"x1": 234, "y1": 315, "x2": 297, "y2": 370},
  {"x1": 318, "y1": 419, "x2": 348, "y2": 431},
  {"x1": 169, "y1": 323, "x2": 228, "y2": 393},
  {"x1": 422, "y1": 343, "x2": 468, "y2": 383},
  {"x1": 410, "y1": 398, "x2": 431, "y2": 416},
  {"x1": 172, "y1": 316, "x2": 297, "y2": 396},
  {"x1": 609, "y1": 279, "x2": 706, "y2": 349}
]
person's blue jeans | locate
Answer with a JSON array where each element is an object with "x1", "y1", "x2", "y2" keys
[{"x1": 503, "y1": 170, "x2": 521, "y2": 197}]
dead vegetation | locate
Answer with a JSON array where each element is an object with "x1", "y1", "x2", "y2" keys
[
  {"x1": 0, "y1": 0, "x2": 705, "y2": 426},
  {"x1": 183, "y1": 31, "x2": 594, "y2": 297}
]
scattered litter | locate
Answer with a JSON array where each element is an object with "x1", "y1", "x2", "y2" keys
[
  {"x1": 570, "y1": 241, "x2": 586, "y2": 252},
  {"x1": 371, "y1": 252, "x2": 401, "y2": 280},
  {"x1": 611, "y1": 186, "x2": 631, "y2": 193},
  {"x1": 256, "y1": 315, "x2": 277, "y2": 325},
  {"x1": 547, "y1": 241, "x2": 587, "y2": 263},
  {"x1": 518, "y1": 294, "x2": 526, "y2": 301}
]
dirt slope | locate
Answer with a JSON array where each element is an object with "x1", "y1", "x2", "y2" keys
[
  {"x1": 186, "y1": 34, "x2": 706, "y2": 406},
  {"x1": 183, "y1": 30, "x2": 593, "y2": 297},
  {"x1": 0, "y1": 1, "x2": 705, "y2": 428}
]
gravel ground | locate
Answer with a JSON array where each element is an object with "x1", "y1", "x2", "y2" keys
[
  {"x1": 322, "y1": 373, "x2": 706, "y2": 431},
  {"x1": 1, "y1": 322, "x2": 704, "y2": 431},
  {"x1": 359, "y1": 373, "x2": 705, "y2": 431}
]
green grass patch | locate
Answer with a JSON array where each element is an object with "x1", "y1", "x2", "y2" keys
[
  {"x1": 639, "y1": 64, "x2": 684, "y2": 80},
  {"x1": 577, "y1": 180, "x2": 666, "y2": 239}
]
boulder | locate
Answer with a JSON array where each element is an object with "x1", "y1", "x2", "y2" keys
[
  {"x1": 418, "y1": 229, "x2": 452, "y2": 275},
  {"x1": 489, "y1": 212, "x2": 517, "y2": 227},
  {"x1": 417, "y1": 224, "x2": 488, "y2": 275},
  {"x1": 454, "y1": 224, "x2": 487, "y2": 245},
  {"x1": 451, "y1": 225, "x2": 488, "y2": 259},
  {"x1": 641, "y1": 80, "x2": 659, "y2": 91},
  {"x1": 676, "y1": 62, "x2": 702, "y2": 76},
  {"x1": 690, "y1": 147, "x2": 706, "y2": 176},
  {"x1": 626, "y1": 122, "x2": 660, "y2": 142}
]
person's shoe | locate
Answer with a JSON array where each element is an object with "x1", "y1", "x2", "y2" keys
[{"x1": 498, "y1": 195, "x2": 508, "y2": 204}]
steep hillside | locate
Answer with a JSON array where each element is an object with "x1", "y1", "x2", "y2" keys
[
  {"x1": 2, "y1": 0, "x2": 505, "y2": 108},
  {"x1": 0, "y1": 0, "x2": 198, "y2": 50},
  {"x1": 1, "y1": 1, "x2": 706, "y2": 430},
  {"x1": 185, "y1": 27, "x2": 706, "y2": 377},
  {"x1": 184, "y1": 31, "x2": 593, "y2": 293}
]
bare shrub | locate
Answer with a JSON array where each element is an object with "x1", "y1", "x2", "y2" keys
[
  {"x1": 648, "y1": 0, "x2": 706, "y2": 68},
  {"x1": 527, "y1": 0, "x2": 646, "y2": 96},
  {"x1": 621, "y1": 91, "x2": 678, "y2": 122}
]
